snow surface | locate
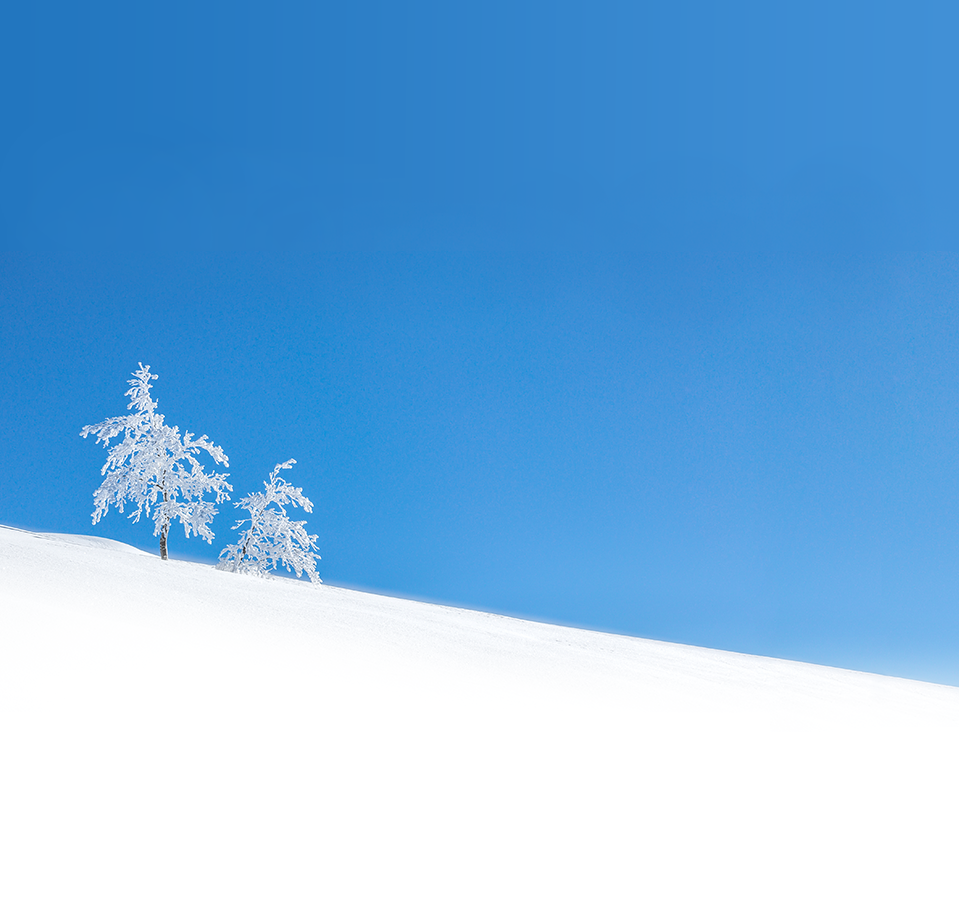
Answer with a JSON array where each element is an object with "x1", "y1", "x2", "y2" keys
[{"x1": 2, "y1": 524, "x2": 958, "y2": 899}]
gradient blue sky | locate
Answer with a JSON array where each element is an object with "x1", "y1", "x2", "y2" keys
[{"x1": 3, "y1": 2, "x2": 959, "y2": 684}]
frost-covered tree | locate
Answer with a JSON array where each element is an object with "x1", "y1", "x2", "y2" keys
[
  {"x1": 81, "y1": 364, "x2": 232, "y2": 560},
  {"x1": 217, "y1": 459, "x2": 321, "y2": 584}
]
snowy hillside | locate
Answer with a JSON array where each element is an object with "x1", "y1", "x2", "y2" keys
[{"x1": 2, "y1": 524, "x2": 958, "y2": 899}]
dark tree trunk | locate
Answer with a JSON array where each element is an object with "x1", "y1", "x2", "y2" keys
[
  {"x1": 160, "y1": 522, "x2": 169, "y2": 560},
  {"x1": 159, "y1": 487, "x2": 169, "y2": 560}
]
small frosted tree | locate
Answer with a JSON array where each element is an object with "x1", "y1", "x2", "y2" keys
[
  {"x1": 217, "y1": 459, "x2": 322, "y2": 584},
  {"x1": 81, "y1": 364, "x2": 232, "y2": 560}
]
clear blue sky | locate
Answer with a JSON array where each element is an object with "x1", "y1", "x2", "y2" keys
[{"x1": 3, "y1": 2, "x2": 959, "y2": 684}]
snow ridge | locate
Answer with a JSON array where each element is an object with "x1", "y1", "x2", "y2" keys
[{"x1": 1, "y1": 525, "x2": 958, "y2": 899}]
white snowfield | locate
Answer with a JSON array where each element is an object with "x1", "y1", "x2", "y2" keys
[{"x1": 2, "y1": 525, "x2": 958, "y2": 899}]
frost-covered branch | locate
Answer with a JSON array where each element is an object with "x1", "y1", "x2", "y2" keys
[
  {"x1": 81, "y1": 364, "x2": 232, "y2": 559},
  {"x1": 217, "y1": 459, "x2": 321, "y2": 584}
]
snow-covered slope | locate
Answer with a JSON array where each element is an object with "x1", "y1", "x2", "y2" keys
[{"x1": 2, "y1": 524, "x2": 958, "y2": 899}]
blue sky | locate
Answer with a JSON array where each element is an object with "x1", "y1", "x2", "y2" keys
[{"x1": 3, "y1": 2, "x2": 959, "y2": 684}]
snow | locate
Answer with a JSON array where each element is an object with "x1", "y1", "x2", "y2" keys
[{"x1": 2, "y1": 524, "x2": 958, "y2": 899}]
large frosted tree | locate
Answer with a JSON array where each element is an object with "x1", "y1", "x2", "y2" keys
[
  {"x1": 217, "y1": 459, "x2": 321, "y2": 584},
  {"x1": 81, "y1": 364, "x2": 232, "y2": 560}
]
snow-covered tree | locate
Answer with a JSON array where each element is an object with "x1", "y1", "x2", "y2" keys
[
  {"x1": 81, "y1": 364, "x2": 232, "y2": 560},
  {"x1": 217, "y1": 459, "x2": 321, "y2": 584}
]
